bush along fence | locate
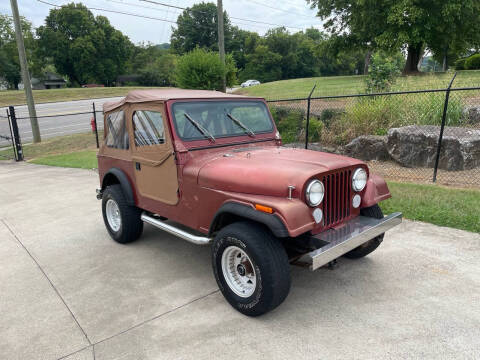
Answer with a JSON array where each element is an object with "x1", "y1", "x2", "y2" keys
[{"x1": 267, "y1": 75, "x2": 480, "y2": 187}]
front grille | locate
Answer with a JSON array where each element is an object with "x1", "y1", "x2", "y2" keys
[{"x1": 321, "y1": 169, "x2": 352, "y2": 227}]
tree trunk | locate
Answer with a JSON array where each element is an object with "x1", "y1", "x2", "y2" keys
[
  {"x1": 363, "y1": 50, "x2": 372, "y2": 75},
  {"x1": 403, "y1": 43, "x2": 423, "y2": 74},
  {"x1": 442, "y1": 46, "x2": 448, "y2": 72}
]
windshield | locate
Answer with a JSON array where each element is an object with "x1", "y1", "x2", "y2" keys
[{"x1": 171, "y1": 100, "x2": 274, "y2": 141}]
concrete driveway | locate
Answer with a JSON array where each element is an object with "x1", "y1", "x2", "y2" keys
[{"x1": 0, "y1": 162, "x2": 479, "y2": 360}]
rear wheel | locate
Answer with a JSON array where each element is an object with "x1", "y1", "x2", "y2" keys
[
  {"x1": 102, "y1": 184, "x2": 143, "y2": 244},
  {"x1": 212, "y1": 221, "x2": 291, "y2": 316},
  {"x1": 343, "y1": 204, "x2": 384, "y2": 259}
]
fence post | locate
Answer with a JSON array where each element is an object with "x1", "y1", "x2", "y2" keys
[
  {"x1": 305, "y1": 84, "x2": 317, "y2": 149},
  {"x1": 8, "y1": 106, "x2": 23, "y2": 161},
  {"x1": 433, "y1": 72, "x2": 457, "y2": 183},
  {"x1": 93, "y1": 102, "x2": 99, "y2": 149},
  {"x1": 6, "y1": 109, "x2": 17, "y2": 160}
]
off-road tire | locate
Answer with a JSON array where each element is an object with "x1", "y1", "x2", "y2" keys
[
  {"x1": 212, "y1": 221, "x2": 291, "y2": 316},
  {"x1": 102, "y1": 184, "x2": 143, "y2": 244},
  {"x1": 343, "y1": 204, "x2": 384, "y2": 259}
]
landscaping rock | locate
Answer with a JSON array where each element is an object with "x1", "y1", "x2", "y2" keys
[
  {"x1": 466, "y1": 106, "x2": 480, "y2": 124},
  {"x1": 344, "y1": 135, "x2": 389, "y2": 161},
  {"x1": 386, "y1": 125, "x2": 480, "y2": 171}
]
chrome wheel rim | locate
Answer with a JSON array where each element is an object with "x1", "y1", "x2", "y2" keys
[
  {"x1": 106, "y1": 199, "x2": 121, "y2": 232},
  {"x1": 221, "y1": 245, "x2": 256, "y2": 298}
]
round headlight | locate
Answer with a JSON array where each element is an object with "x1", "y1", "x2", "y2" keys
[
  {"x1": 305, "y1": 180, "x2": 324, "y2": 207},
  {"x1": 352, "y1": 168, "x2": 367, "y2": 192}
]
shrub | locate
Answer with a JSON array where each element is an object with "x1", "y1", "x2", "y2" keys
[
  {"x1": 175, "y1": 48, "x2": 237, "y2": 90},
  {"x1": 269, "y1": 106, "x2": 304, "y2": 143},
  {"x1": 465, "y1": 54, "x2": 480, "y2": 70},
  {"x1": 365, "y1": 52, "x2": 402, "y2": 93}
]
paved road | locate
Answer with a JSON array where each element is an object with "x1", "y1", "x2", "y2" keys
[
  {"x1": 0, "y1": 162, "x2": 479, "y2": 359},
  {"x1": 0, "y1": 88, "x2": 240, "y2": 147},
  {"x1": 0, "y1": 97, "x2": 122, "y2": 147}
]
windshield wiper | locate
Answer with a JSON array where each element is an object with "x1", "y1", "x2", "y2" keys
[
  {"x1": 226, "y1": 113, "x2": 255, "y2": 137},
  {"x1": 184, "y1": 113, "x2": 215, "y2": 142}
]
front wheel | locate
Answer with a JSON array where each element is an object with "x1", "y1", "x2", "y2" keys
[
  {"x1": 212, "y1": 221, "x2": 291, "y2": 316},
  {"x1": 343, "y1": 204, "x2": 384, "y2": 259}
]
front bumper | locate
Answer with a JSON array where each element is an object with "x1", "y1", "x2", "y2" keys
[{"x1": 298, "y1": 212, "x2": 402, "y2": 270}]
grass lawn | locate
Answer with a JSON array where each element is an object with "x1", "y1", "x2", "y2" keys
[
  {"x1": 235, "y1": 70, "x2": 480, "y2": 99},
  {"x1": 30, "y1": 150, "x2": 97, "y2": 169},
  {"x1": 0, "y1": 131, "x2": 101, "y2": 160},
  {"x1": 0, "y1": 86, "x2": 155, "y2": 107},
  {"x1": 380, "y1": 182, "x2": 480, "y2": 233}
]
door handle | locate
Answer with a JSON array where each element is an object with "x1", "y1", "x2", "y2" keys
[{"x1": 135, "y1": 162, "x2": 141, "y2": 171}]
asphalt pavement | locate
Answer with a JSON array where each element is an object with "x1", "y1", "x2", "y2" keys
[
  {"x1": 0, "y1": 97, "x2": 122, "y2": 147},
  {"x1": 0, "y1": 161, "x2": 479, "y2": 359}
]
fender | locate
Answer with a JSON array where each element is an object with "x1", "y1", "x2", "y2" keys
[
  {"x1": 209, "y1": 201, "x2": 289, "y2": 238},
  {"x1": 362, "y1": 173, "x2": 391, "y2": 208},
  {"x1": 102, "y1": 167, "x2": 135, "y2": 205}
]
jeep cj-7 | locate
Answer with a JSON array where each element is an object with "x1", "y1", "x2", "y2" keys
[{"x1": 96, "y1": 89, "x2": 402, "y2": 316}]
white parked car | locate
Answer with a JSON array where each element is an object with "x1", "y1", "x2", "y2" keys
[{"x1": 241, "y1": 80, "x2": 261, "y2": 88}]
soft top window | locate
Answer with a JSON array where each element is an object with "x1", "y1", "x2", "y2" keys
[
  {"x1": 105, "y1": 110, "x2": 129, "y2": 150},
  {"x1": 172, "y1": 100, "x2": 274, "y2": 141}
]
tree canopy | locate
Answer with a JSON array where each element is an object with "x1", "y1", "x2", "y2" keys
[
  {"x1": 0, "y1": 14, "x2": 40, "y2": 89},
  {"x1": 307, "y1": 0, "x2": 480, "y2": 73},
  {"x1": 36, "y1": 3, "x2": 133, "y2": 85}
]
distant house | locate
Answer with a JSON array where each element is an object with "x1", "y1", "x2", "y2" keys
[
  {"x1": 33, "y1": 72, "x2": 67, "y2": 89},
  {"x1": 0, "y1": 77, "x2": 7, "y2": 90},
  {"x1": 19, "y1": 72, "x2": 67, "y2": 90},
  {"x1": 116, "y1": 74, "x2": 141, "y2": 86}
]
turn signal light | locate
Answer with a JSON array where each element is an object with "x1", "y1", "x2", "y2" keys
[{"x1": 255, "y1": 204, "x2": 273, "y2": 214}]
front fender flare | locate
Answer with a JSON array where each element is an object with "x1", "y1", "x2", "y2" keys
[
  {"x1": 362, "y1": 174, "x2": 391, "y2": 208},
  {"x1": 209, "y1": 202, "x2": 289, "y2": 238}
]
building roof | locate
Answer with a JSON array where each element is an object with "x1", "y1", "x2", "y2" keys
[{"x1": 103, "y1": 88, "x2": 256, "y2": 112}]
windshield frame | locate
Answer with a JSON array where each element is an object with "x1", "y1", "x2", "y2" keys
[{"x1": 168, "y1": 99, "x2": 276, "y2": 145}]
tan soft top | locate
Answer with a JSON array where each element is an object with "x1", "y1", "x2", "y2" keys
[{"x1": 103, "y1": 88, "x2": 254, "y2": 112}]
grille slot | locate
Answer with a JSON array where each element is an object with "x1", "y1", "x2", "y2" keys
[{"x1": 322, "y1": 169, "x2": 352, "y2": 227}]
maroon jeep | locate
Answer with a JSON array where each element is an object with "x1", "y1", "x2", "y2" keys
[{"x1": 96, "y1": 89, "x2": 402, "y2": 316}]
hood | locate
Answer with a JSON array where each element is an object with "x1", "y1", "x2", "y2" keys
[{"x1": 193, "y1": 147, "x2": 364, "y2": 198}]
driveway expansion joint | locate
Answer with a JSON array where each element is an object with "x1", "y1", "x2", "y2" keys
[{"x1": 1, "y1": 218, "x2": 93, "y2": 346}]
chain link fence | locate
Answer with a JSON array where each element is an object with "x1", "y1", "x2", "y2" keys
[{"x1": 268, "y1": 84, "x2": 480, "y2": 188}]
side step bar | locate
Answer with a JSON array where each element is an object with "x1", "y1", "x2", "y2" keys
[
  {"x1": 141, "y1": 213, "x2": 212, "y2": 246},
  {"x1": 298, "y1": 212, "x2": 402, "y2": 270}
]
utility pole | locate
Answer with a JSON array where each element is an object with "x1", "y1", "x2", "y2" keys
[
  {"x1": 217, "y1": 0, "x2": 226, "y2": 93},
  {"x1": 10, "y1": 0, "x2": 41, "y2": 143}
]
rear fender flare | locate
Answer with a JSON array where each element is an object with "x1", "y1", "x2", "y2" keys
[{"x1": 102, "y1": 167, "x2": 135, "y2": 206}]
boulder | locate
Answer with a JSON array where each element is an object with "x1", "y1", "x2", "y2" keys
[
  {"x1": 344, "y1": 135, "x2": 389, "y2": 161},
  {"x1": 466, "y1": 106, "x2": 480, "y2": 125},
  {"x1": 386, "y1": 125, "x2": 480, "y2": 171}
]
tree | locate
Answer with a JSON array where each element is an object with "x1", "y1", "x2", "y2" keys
[
  {"x1": 36, "y1": 3, "x2": 132, "y2": 85},
  {"x1": 171, "y1": 3, "x2": 232, "y2": 55},
  {"x1": 0, "y1": 14, "x2": 39, "y2": 89},
  {"x1": 175, "y1": 47, "x2": 236, "y2": 90},
  {"x1": 138, "y1": 53, "x2": 177, "y2": 86},
  {"x1": 307, "y1": 0, "x2": 480, "y2": 74}
]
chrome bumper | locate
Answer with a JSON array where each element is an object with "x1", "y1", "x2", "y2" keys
[{"x1": 298, "y1": 212, "x2": 402, "y2": 270}]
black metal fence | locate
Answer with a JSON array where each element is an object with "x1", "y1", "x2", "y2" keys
[
  {"x1": 0, "y1": 106, "x2": 24, "y2": 161},
  {"x1": 1, "y1": 83, "x2": 479, "y2": 188},
  {"x1": 267, "y1": 79, "x2": 480, "y2": 187}
]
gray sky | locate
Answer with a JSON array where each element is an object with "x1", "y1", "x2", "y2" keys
[{"x1": 2, "y1": 0, "x2": 324, "y2": 44}]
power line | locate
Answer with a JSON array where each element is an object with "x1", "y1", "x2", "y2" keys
[
  {"x1": 36, "y1": 0, "x2": 177, "y2": 23},
  {"x1": 240, "y1": 0, "x2": 317, "y2": 19},
  {"x1": 140, "y1": 0, "x2": 305, "y2": 30}
]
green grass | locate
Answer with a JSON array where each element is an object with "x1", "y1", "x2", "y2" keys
[
  {"x1": 0, "y1": 131, "x2": 102, "y2": 160},
  {"x1": 235, "y1": 70, "x2": 480, "y2": 99},
  {"x1": 380, "y1": 182, "x2": 480, "y2": 233},
  {"x1": 0, "y1": 86, "x2": 157, "y2": 107},
  {"x1": 30, "y1": 150, "x2": 97, "y2": 169}
]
